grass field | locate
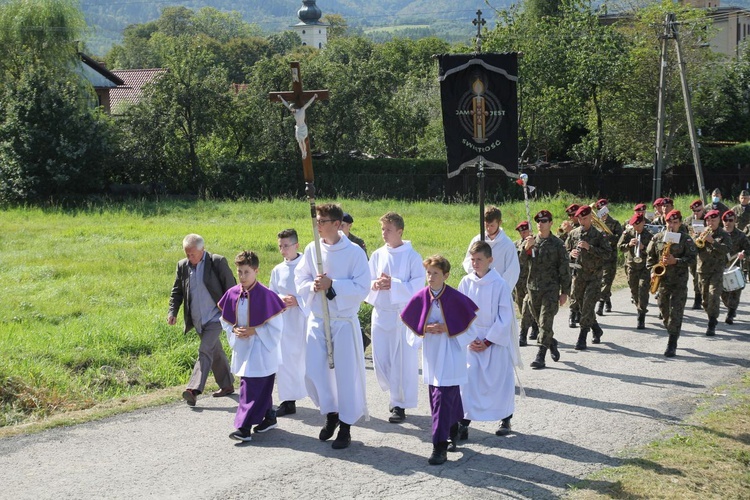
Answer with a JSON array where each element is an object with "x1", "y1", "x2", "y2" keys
[{"x1": 0, "y1": 194, "x2": 673, "y2": 427}]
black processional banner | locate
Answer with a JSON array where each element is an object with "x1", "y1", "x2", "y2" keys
[{"x1": 437, "y1": 53, "x2": 518, "y2": 178}]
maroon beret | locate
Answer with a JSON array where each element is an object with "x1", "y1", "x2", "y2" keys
[
  {"x1": 722, "y1": 211, "x2": 735, "y2": 222},
  {"x1": 653, "y1": 198, "x2": 664, "y2": 207},
  {"x1": 705, "y1": 209, "x2": 721, "y2": 219},
  {"x1": 575, "y1": 205, "x2": 592, "y2": 218},
  {"x1": 666, "y1": 209, "x2": 682, "y2": 221},
  {"x1": 634, "y1": 203, "x2": 646, "y2": 212},
  {"x1": 689, "y1": 199, "x2": 703, "y2": 210},
  {"x1": 629, "y1": 214, "x2": 645, "y2": 225},
  {"x1": 534, "y1": 210, "x2": 553, "y2": 222},
  {"x1": 515, "y1": 220, "x2": 530, "y2": 231},
  {"x1": 596, "y1": 199, "x2": 608, "y2": 209},
  {"x1": 565, "y1": 203, "x2": 581, "y2": 215}
]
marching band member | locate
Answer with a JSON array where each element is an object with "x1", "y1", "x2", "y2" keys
[
  {"x1": 565, "y1": 205, "x2": 610, "y2": 350},
  {"x1": 696, "y1": 209, "x2": 732, "y2": 336},
  {"x1": 618, "y1": 213, "x2": 653, "y2": 329},
  {"x1": 645, "y1": 210, "x2": 697, "y2": 357},
  {"x1": 685, "y1": 199, "x2": 706, "y2": 310},
  {"x1": 595, "y1": 199, "x2": 623, "y2": 316},
  {"x1": 514, "y1": 221, "x2": 539, "y2": 346},
  {"x1": 719, "y1": 211, "x2": 749, "y2": 324},
  {"x1": 563, "y1": 203, "x2": 581, "y2": 328}
]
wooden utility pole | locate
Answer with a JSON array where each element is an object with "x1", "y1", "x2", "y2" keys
[{"x1": 653, "y1": 13, "x2": 707, "y2": 202}]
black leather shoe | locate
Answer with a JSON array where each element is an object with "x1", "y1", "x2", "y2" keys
[
  {"x1": 331, "y1": 424, "x2": 351, "y2": 449},
  {"x1": 388, "y1": 406, "x2": 406, "y2": 423},
  {"x1": 519, "y1": 334, "x2": 528, "y2": 347},
  {"x1": 495, "y1": 417, "x2": 512, "y2": 436},
  {"x1": 319, "y1": 412, "x2": 339, "y2": 441},
  {"x1": 428, "y1": 443, "x2": 448, "y2": 465},
  {"x1": 275, "y1": 400, "x2": 297, "y2": 417},
  {"x1": 605, "y1": 299, "x2": 612, "y2": 312}
]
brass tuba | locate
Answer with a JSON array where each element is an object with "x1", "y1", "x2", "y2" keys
[
  {"x1": 650, "y1": 242, "x2": 673, "y2": 294},
  {"x1": 589, "y1": 203, "x2": 613, "y2": 236},
  {"x1": 694, "y1": 228, "x2": 713, "y2": 249}
]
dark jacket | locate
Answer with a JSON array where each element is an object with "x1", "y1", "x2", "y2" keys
[{"x1": 168, "y1": 251, "x2": 236, "y2": 333}]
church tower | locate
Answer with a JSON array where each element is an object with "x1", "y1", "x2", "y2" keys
[{"x1": 292, "y1": 0, "x2": 329, "y2": 49}]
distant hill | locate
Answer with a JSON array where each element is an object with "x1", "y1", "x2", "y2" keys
[{"x1": 81, "y1": 0, "x2": 508, "y2": 56}]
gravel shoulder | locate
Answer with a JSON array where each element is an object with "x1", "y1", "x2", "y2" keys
[{"x1": 1, "y1": 286, "x2": 748, "y2": 499}]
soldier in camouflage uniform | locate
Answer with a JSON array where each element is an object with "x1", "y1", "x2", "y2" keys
[
  {"x1": 719, "y1": 211, "x2": 749, "y2": 324},
  {"x1": 618, "y1": 213, "x2": 653, "y2": 329},
  {"x1": 684, "y1": 199, "x2": 706, "y2": 310},
  {"x1": 646, "y1": 209, "x2": 697, "y2": 357},
  {"x1": 594, "y1": 199, "x2": 623, "y2": 316},
  {"x1": 565, "y1": 205, "x2": 611, "y2": 350},
  {"x1": 696, "y1": 209, "x2": 733, "y2": 336},
  {"x1": 519, "y1": 210, "x2": 571, "y2": 369},
  {"x1": 731, "y1": 190, "x2": 750, "y2": 281},
  {"x1": 342, "y1": 212, "x2": 368, "y2": 258},
  {"x1": 650, "y1": 198, "x2": 665, "y2": 225},
  {"x1": 514, "y1": 221, "x2": 539, "y2": 346},
  {"x1": 561, "y1": 203, "x2": 581, "y2": 328}
]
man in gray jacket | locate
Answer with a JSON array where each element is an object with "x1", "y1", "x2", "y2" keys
[{"x1": 168, "y1": 234, "x2": 236, "y2": 406}]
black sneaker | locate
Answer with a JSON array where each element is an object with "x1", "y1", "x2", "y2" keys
[
  {"x1": 229, "y1": 428, "x2": 253, "y2": 442},
  {"x1": 254, "y1": 410, "x2": 278, "y2": 433},
  {"x1": 388, "y1": 406, "x2": 406, "y2": 423},
  {"x1": 275, "y1": 400, "x2": 296, "y2": 417}
]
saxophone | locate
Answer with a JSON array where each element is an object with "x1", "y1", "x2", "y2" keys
[{"x1": 650, "y1": 242, "x2": 673, "y2": 294}]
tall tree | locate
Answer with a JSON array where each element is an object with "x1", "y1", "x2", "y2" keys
[{"x1": 0, "y1": 0, "x2": 86, "y2": 78}]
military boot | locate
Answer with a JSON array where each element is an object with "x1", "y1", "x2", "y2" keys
[
  {"x1": 706, "y1": 316, "x2": 718, "y2": 336},
  {"x1": 664, "y1": 334, "x2": 678, "y2": 358},
  {"x1": 576, "y1": 311, "x2": 582, "y2": 324},
  {"x1": 549, "y1": 338, "x2": 561, "y2": 362},
  {"x1": 568, "y1": 310, "x2": 578, "y2": 328},
  {"x1": 605, "y1": 299, "x2": 612, "y2": 312},
  {"x1": 530, "y1": 345, "x2": 547, "y2": 369},
  {"x1": 575, "y1": 328, "x2": 589, "y2": 350},
  {"x1": 692, "y1": 292, "x2": 702, "y2": 310},
  {"x1": 529, "y1": 322, "x2": 539, "y2": 340},
  {"x1": 725, "y1": 308, "x2": 736, "y2": 325},
  {"x1": 591, "y1": 321, "x2": 604, "y2": 344},
  {"x1": 596, "y1": 300, "x2": 605, "y2": 316},
  {"x1": 519, "y1": 325, "x2": 528, "y2": 347},
  {"x1": 636, "y1": 312, "x2": 646, "y2": 330}
]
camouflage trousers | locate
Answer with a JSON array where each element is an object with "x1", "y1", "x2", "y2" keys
[
  {"x1": 626, "y1": 266, "x2": 650, "y2": 315},
  {"x1": 689, "y1": 261, "x2": 701, "y2": 296},
  {"x1": 514, "y1": 285, "x2": 537, "y2": 333},
  {"x1": 656, "y1": 282, "x2": 688, "y2": 337},
  {"x1": 599, "y1": 259, "x2": 618, "y2": 301},
  {"x1": 721, "y1": 289, "x2": 742, "y2": 311},
  {"x1": 526, "y1": 288, "x2": 560, "y2": 348},
  {"x1": 698, "y1": 271, "x2": 724, "y2": 318},
  {"x1": 571, "y1": 274, "x2": 601, "y2": 328}
]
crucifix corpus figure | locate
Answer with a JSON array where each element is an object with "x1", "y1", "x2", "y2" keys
[{"x1": 278, "y1": 93, "x2": 318, "y2": 159}]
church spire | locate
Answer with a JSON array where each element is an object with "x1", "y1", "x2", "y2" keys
[{"x1": 298, "y1": 0, "x2": 323, "y2": 24}]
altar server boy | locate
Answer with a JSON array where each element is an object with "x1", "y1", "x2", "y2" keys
[
  {"x1": 366, "y1": 212, "x2": 425, "y2": 423},
  {"x1": 219, "y1": 251, "x2": 285, "y2": 442},
  {"x1": 295, "y1": 203, "x2": 370, "y2": 450},
  {"x1": 269, "y1": 229, "x2": 308, "y2": 416},
  {"x1": 458, "y1": 241, "x2": 522, "y2": 440},
  {"x1": 401, "y1": 255, "x2": 478, "y2": 465}
]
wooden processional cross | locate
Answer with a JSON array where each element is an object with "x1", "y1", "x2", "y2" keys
[{"x1": 268, "y1": 62, "x2": 336, "y2": 368}]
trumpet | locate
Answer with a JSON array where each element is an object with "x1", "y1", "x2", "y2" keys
[
  {"x1": 650, "y1": 242, "x2": 673, "y2": 294},
  {"x1": 633, "y1": 233, "x2": 643, "y2": 264},
  {"x1": 694, "y1": 228, "x2": 713, "y2": 249}
]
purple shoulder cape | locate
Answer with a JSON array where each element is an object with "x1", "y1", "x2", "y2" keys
[
  {"x1": 400, "y1": 285, "x2": 478, "y2": 337},
  {"x1": 217, "y1": 282, "x2": 285, "y2": 327}
]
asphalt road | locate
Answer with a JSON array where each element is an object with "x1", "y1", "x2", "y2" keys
[{"x1": 1, "y1": 285, "x2": 748, "y2": 499}]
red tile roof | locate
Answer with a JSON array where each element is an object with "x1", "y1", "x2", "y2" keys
[{"x1": 110, "y1": 69, "x2": 168, "y2": 113}]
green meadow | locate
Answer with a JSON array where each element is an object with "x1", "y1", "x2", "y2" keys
[{"x1": 0, "y1": 195, "x2": 647, "y2": 426}]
